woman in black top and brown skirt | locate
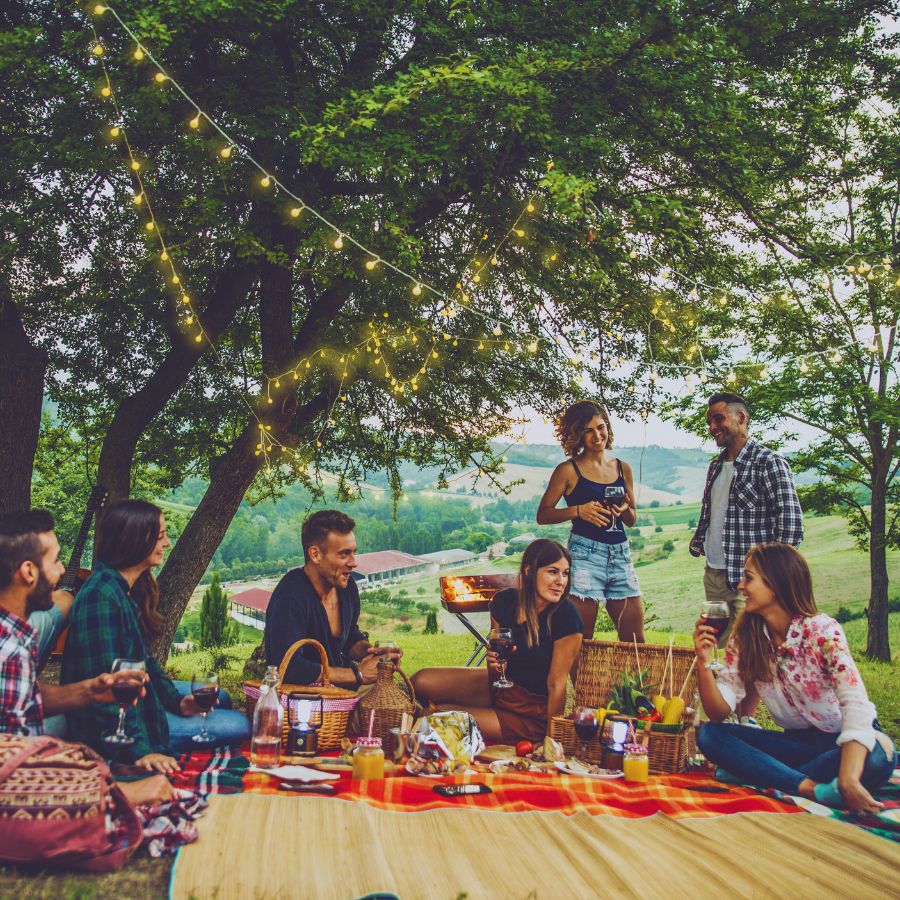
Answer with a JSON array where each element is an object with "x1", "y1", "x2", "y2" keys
[{"x1": 411, "y1": 539, "x2": 583, "y2": 742}]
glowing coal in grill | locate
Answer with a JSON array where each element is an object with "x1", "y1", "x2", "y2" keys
[{"x1": 439, "y1": 573, "x2": 518, "y2": 614}]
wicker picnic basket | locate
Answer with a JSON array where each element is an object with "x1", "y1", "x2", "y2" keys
[
  {"x1": 573, "y1": 638, "x2": 698, "y2": 710},
  {"x1": 548, "y1": 638, "x2": 700, "y2": 774},
  {"x1": 549, "y1": 716, "x2": 696, "y2": 774},
  {"x1": 242, "y1": 638, "x2": 359, "y2": 751},
  {"x1": 356, "y1": 658, "x2": 416, "y2": 745}
]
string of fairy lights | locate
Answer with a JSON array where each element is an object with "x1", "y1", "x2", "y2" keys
[{"x1": 84, "y1": 2, "x2": 897, "y2": 451}]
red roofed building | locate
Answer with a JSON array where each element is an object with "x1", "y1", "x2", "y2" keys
[
  {"x1": 229, "y1": 587, "x2": 272, "y2": 630},
  {"x1": 353, "y1": 550, "x2": 429, "y2": 584}
]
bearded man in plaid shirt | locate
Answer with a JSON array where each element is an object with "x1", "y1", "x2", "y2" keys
[
  {"x1": 0, "y1": 509, "x2": 174, "y2": 805},
  {"x1": 690, "y1": 393, "x2": 804, "y2": 646}
]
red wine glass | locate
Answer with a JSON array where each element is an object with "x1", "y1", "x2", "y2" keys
[
  {"x1": 104, "y1": 658, "x2": 146, "y2": 746},
  {"x1": 573, "y1": 706, "x2": 599, "y2": 761},
  {"x1": 701, "y1": 601, "x2": 730, "y2": 672},
  {"x1": 489, "y1": 628, "x2": 514, "y2": 689},
  {"x1": 603, "y1": 485, "x2": 626, "y2": 533},
  {"x1": 191, "y1": 672, "x2": 220, "y2": 743}
]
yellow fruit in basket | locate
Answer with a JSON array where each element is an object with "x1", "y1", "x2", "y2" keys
[
  {"x1": 661, "y1": 697, "x2": 685, "y2": 725},
  {"x1": 652, "y1": 694, "x2": 668, "y2": 715}
]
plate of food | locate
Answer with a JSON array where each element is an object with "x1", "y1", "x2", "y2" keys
[{"x1": 554, "y1": 759, "x2": 624, "y2": 779}]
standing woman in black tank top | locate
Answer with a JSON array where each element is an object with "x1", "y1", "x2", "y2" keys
[{"x1": 537, "y1": 401, "x2": 645, "y2": 659}]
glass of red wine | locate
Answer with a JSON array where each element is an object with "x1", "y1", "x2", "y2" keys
[
  {"x1": 489, "y1": 628, "x2": 514, "y2": 689},
  {"x1": 701, "y1": 601, "x2": 730, "y2": 672},
  {"x1": 603, "y1": 485, "x2": 627, "y2": 533},
  {"x1": 191, "y1": 672, "x2": 220, "y2": 743},
  {"x1": 104, "y1": 658, "x2": 146, "y2": 745},
  {"x1": 573, "y1": 706, "x2": 599, "y2": 761}
]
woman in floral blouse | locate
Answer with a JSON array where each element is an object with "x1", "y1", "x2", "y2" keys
[{"x1": 694, "y1": 542, "x2": 896, "y2": 814}]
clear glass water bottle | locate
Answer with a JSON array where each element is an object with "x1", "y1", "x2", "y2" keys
[{"x1": 251, "y1": 665, "x2": 282, "y2": 768}]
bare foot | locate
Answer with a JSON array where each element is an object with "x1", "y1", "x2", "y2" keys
[
  {"x1": 118, "y1": 774, "x2": 176, "y2": 805},
  {"x1": 796, "y1": 777, "x2": 819, "y2": 801}
]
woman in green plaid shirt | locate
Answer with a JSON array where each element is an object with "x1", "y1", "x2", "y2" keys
[{"x1": 61, "y1": 500, "x2": 205, "y2": 774}]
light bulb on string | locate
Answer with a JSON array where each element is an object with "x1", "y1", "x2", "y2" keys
[
  {"x1": 100, "y1": 85, "x2": 111, "y2": 97},
  {"x1": 365, "y1": 257, "x2": 379, "y2": 271},
  {"x1": 260, "y1": 175, "x2": 272, "y2": 188},
  {"x1": 492, "y1": 325, "x2": 502, "y2": 336},
  {"x1": 132, "y1": 192, "x2": 143, "y2": 205},
  {"x1": 333, "y1": 233, "x2": 344, "y2": 250},
  {"x1": 93, "y1": 4, "x2": 107, "y2": 13},
  {"x1": 130, "y1": 159, "x2": 141, "y2": 171},
  {"x1": 290, "y1": 205, "x2": 303, "y2": 218},
  {"x1": 219, "y1": 145, "x2": 233, "y2": 159},
  {"x1": 526, "y1": 201, "x2": 535, "y2": 213},
  {"x1": 92, "y1": 43, "x2": 104, "y2": 56},
  {"x1": 189, "y1": 113, "x2": 201, "y2": 129},
  {"x1": 109, "y1": 126, "x2": 120, "y2": 138},
  {"x1": 133, "y1": 47, "x2": 145, "y2": 61},
  {"x1": 154, "y1": 72, "x2": 167, "y2": 84},
  {"x1": 160, "y1": 251, "x2": 168, "y2": 261},
  {"x1": 412, "y1": 283, "x2": 422, "y2": 296}
]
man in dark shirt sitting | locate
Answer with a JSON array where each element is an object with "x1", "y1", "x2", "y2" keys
[{"x1": 264, "y1": 510, "x2": 398, "y2": 688}]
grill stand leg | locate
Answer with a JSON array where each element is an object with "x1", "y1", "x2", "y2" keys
[{"x1": 455, "y1": 612, "x2": 490, "y2": 667}]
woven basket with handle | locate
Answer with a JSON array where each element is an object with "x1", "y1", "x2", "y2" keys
[
  {"x1": 242, "y1": 638, "x2": 359, "y2": 751},
  {"x1": 356, "y1": 658, "x2": 416, "y2": 745}
]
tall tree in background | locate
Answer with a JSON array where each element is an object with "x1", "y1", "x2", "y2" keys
[
  {"x1": 672, "y1": 105, "x2": 898, "y2": 660},
  {"x1": 2, "y1": 0, "x2": 894, "y2": 659},
  {"x1": 199, "y1": 571, "x2": 237, "y2": 649}
]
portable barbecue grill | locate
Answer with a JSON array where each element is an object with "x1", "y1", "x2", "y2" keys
[{"x1": 439, "y1": 574, "x2": 518, "y2": 666}]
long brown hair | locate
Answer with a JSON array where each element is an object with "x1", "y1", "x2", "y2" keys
[
  {"x1": 555, "y1": 401, "x2": 614, "y2": 457},
  {"x1": 95, "y1": 499, "x2": 165, "y2": 641},
  {"x1": 516, "y1": 539, "x2": 571, "y2": 648},
  {"x1": 734, "y1": 543, "x2": 818, "y2": 684}
]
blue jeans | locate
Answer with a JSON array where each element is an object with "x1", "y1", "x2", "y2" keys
[
  {"x1": 697, "y1": 722, "x2": 896, "y2": 795},
  {"x1": 568, "y1": 534, "x2": 640, "y2": 603},
  {"x1": 166, "y1": 681, "x2": 251, "y2": 751}
]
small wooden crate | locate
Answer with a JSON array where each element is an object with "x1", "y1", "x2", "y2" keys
[{"x1": 549, "y1": 716, "x2": 696, "y2": 774}]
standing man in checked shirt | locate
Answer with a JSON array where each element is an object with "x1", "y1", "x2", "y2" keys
[{"x1": 690, "y1": 393, "x2": 804, "y2": 646}]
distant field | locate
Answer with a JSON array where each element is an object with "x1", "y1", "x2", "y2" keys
[{"x1": 642, "y1": 502, "x2": 701, "y2": 527}]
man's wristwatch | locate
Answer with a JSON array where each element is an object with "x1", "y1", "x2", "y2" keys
[{"x1": 349, "y1": 660, "x2": 363, "y2": 689}]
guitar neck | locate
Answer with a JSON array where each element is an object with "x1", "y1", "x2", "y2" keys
[{"x1": 60, "y1": 486, "x2": 107, "y2": 591}]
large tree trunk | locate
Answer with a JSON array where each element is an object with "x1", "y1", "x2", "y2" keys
[
  {"x1": 96, "y1": 262, "x2": 258, "y2": 501},
  {"x1": 154, "y1": 421, "x2": 266, "y2": 660},
  {"x1": 0, "y1": 295, "x2": 47, "y2": 512},
  {"x1": 866, "y1": 462, "x2": 891, "y2": 661}
]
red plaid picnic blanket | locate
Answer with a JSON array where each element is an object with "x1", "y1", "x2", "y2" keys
[{"x1": 170, "y1": 745, "x2": 799, "y2": 819}]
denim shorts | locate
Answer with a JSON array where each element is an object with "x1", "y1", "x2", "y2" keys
[{"x1": 567, "y1": 534, "x2": 640, "y2": 603}]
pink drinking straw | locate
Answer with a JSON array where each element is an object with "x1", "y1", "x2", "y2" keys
[{"x1": 367, "y1": 709, "x2": 375, "y2": 739}]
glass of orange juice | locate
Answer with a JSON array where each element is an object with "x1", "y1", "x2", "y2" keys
[
  {"x1": 352, "y1": 737, "x2": 385, "y2": 780},
  {"x1": 623, "y1": 743, "x2": 649, "y2": 783}
]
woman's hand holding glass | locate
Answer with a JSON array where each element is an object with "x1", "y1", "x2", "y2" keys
[
  {"x1": 577, "y1": 500, "x2": 611, "y2": 527},
  {"x1": 692, "y1": 616, "x2": 718, "y2": 666}
]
